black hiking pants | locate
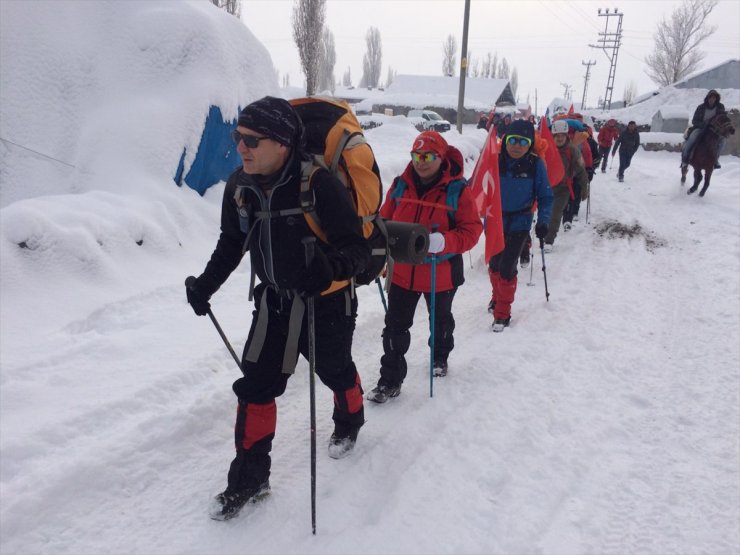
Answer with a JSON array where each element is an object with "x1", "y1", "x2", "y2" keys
[{"x1": 378, "y1": 283, "x2": 456, "y2": 388}]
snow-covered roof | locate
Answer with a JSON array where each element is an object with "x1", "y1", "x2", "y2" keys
[
  {"x1": 674, "y1": 58, "x2": 740, "y2": 90},
  {"x1": 386, "y1": 75, "x2": 515, "y2": 107},
  {"x1": 653, "y1": 105, "x2": 688, "y2": 119}
]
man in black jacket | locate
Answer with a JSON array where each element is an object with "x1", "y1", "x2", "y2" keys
[
  {"x1": 186, "y1": 96, "x2": 370, "y2": 520},
  {"x1": 681, "y1": 89, "x2": 727, "y2": 170},
  {"x1": 612, "y1": 121, "x2": 640, "y2": 183}
]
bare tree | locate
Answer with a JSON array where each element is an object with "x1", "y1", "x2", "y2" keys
[
  {"x1": 623, "y1": 80, "x2": 638, "y2": 104},
  {"x1": 510, "y1": 67, "x2": 519, "y2": 98},
  {"x1": 492, "y1": 53, "x2": 499, "y2": 78},
  {"x1": 499, "y1": 58, "x2": 510, "y2": 80},
  {"x1": 317, "y1": 28, "x2": 336, "y2": 94},
  {"x1": 483, "y1": 52, "x2": 492, "y2": 78},
  {"x1": 292, "y1": 0, "x2": 326, "y2": 95},
  {"x1": 361, "y1": 27, "x2": 382, "y2": 88},
  {"x1": 210, "y1": 0, "x2": 241, "y2": 18},
  {"x1": 442, "y1": 34, "x2": 457, "y2": 77},
  {"x1": 386, "y1": 66, "x2": 396, "y2": 88},
  {"x1": 644, "y1": 0, "x2": 718, "y2": 87},
  {"x1": 342, "y1": 66, "x2": 352, "y2": 87}
]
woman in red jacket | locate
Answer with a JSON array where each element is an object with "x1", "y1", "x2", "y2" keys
[
  {"x1": 597, "y1": 119, "x2": 619, "y2": 173},
  {"x1": 367, "y1": 131, "x2": 482, "y2": 403}
]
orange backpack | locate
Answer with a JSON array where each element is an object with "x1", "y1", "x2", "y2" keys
[{"x1": 289, "y1": 97, "x2": 386, "y2": 287}]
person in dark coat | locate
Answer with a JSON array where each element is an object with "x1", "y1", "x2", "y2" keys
[
  {"x1": 612, "y1": 121, "x2": 640, "y2": 182},
  {"x1": 488, "y1": 120, "x2": 553, "y2": 332},
  {"x1": 681, "y1": 89, "x2": 727, "y2": 169},
  {"x1": 185, "y1": 96, "x2": 370, "y2": 520},
  {"x1": 367, "y1": 131, "x2": 482, "y2": 403}
]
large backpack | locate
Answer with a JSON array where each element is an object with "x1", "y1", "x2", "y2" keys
[{"x1": 288, "y1": 97, "x2": 386, "y2": 287}]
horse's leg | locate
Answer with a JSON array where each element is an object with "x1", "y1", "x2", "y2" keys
[
  {"x1": 699, "y1": 168, "x2": 713, "y2": 197},
  {"x1": 687, "y1": 168, "x2": 702, "y2": 195}
]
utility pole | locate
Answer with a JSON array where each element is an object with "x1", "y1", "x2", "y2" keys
[
  {"x1": 534, "y1": 88, "x2": 538, "y2": 117},
  {"x1": 456, "y1": 0, "x2": 471, "y2": 134},
  {"x1": 560, "y1": 82, "x2": 573, "y2": 100},
  {"x1": 589, "y1": 8, "x2": 623, "y2": 111},
  {"x1": 581, "y1": 60, "x2": 596, "y2": 109}
]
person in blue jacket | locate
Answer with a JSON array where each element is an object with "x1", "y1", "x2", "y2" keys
[{"x1": 488, "y1": 120, "x2": 554, "y2": 332}]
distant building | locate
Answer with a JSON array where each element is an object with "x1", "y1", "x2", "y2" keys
[
  {"x1": 338, "y1": 75, "x2": 515, "y2": 124},
  {"x1": 651, "y1": 105, "x2": 689, "y2": 133},
  {"x1": 674, "y1": 59, "x2": 740, "y2": 90}
]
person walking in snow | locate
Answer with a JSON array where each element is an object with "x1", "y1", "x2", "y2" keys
[
  {"x1": 185, "y1": 96, "x2": 370, "y2": 520},
  {"x1": 543, "y1": 119, "x2": 588, "y2": 252},
  {"x1": 487, "y1": 120, "x2": 553, "y2": 332},
  {"x1": 597, "y1": 119, "x2": 619, "y2": 173},
  {"x1": 367, "y1": 131, "x2": 482, "y2": 403},
  {"x1": 681, "y1": 89, "x2": 727, "y2": 170},
  {"x1": 612, "y1": 121, "x2": 640, "y2": 183},
  {"x1": 496, "y1": 114, "x2": 512, "y2": 139}
]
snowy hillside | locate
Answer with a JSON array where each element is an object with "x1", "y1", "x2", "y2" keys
[{"x1": 2, "y1": 3, "x2": 739, "y2": 555}]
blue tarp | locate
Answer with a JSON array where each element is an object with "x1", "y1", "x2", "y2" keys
[{"x1": 174, "y1": 105, "x2": 240, "y2": 195}]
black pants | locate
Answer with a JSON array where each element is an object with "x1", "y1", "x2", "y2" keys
[
  {"x1": 489, "y1": 230, "x2": 530, "y2": 281},
  {"x1": 618, "y1": 151, "x2": 634, "y2": 177},
  {"x1": 598, "y1": 146, "x2": 610, "y2": 171},
  {"x1": 234, "y1": 283, "x2": 363, "y2": 430},
  {"x1": 379, "y1": 283, "x2": 457, "y2": 387},
  {"x1": 562, "y1": 181, "x2": 582, "y2": 224}
]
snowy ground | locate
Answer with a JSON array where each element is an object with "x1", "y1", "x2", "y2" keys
[
  {"x1": 2, "y1": 2, "x2": 739, "y2": 554},
  {"x1": 2, "y1": 149, "x2": 739, "y2": 555}
]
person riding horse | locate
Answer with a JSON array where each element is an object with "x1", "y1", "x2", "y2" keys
[{"x1": 681, "y1": 90, "x2": 727, "y2": 170}]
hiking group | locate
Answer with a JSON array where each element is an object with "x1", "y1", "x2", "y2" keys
[{"x1": 185, "y1": 91, "x2": 730, "y2": 522}]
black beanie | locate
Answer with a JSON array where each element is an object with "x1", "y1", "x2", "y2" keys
[
  {"x1": 237, "y1": 96, "x2": 301, "y2": 147},
  {"x1": 505, "y1": 119, "x2": 535, "y2": 141}
]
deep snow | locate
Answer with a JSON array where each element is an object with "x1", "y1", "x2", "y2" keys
[{"x1": 1, "y1": 2, "x2": 739, "y2": 554}]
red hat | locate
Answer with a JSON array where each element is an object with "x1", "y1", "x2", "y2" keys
[{"x1": 411, "y1": 130, "x2": 448, "y2": 158}]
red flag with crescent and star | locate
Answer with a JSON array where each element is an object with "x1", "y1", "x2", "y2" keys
[
  {"x1": 468, "y1": 128, "x2": 504, "y2": 261},
  {"x1": 539, "y1": 116, "x2": 565, "y2": 187}
]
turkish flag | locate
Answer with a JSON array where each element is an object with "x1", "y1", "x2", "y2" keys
[
  {"x1": 567, "y1": 103, "x2": 575, "y2": 115},
  {"x1": 539, "y1": 116, "x2": 564, "y2": 187},
  {"x1": 469, "y1": 128, "x2": 504, "y2": 261}
]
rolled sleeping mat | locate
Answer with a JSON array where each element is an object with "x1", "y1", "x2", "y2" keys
[{"x1": 383, "y1": 220, "x2": 429, "y2": 265}]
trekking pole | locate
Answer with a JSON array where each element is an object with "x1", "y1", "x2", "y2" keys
[
  {"x1": 375, "y1": 277, "x2": 387, "y2": 313},
  {"x1": 429, "y1": 251, "x2": 437, "y2": 399},
  {"x1": 586, "y1": 194, "x2": 591, "y2": 224},
  {"x1": 538, "y1": 239, "x2": 550, "y2": 302},
  {"x1": 185, "y1": 276, "x2": 242, "y2": 371},
  {"x1": 301, "y1": 237, "x2": 318, "y2": 536}
]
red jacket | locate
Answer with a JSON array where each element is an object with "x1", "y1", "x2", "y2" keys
[
  {"x1": 597, "y1": 125, "x2": 619, "y2": 148},
  {"x1": 380, "y1": 146, "x2": 482, "y2": 293}
]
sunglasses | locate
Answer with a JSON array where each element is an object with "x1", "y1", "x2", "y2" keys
[
  {"x1": 231, "y1": 130, "x2": 270, "y2": 148},
  {"x1": 506, "y1": 135, "x2": 532, "y2": 147},
  {"x1": 411, "y1": 152, "x2": 439, "y2": 163}
]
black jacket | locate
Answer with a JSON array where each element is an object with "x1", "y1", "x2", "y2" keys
[
  {"x1": 198, "y1": 152, "x2": 370, "y2": 296},
  {"x1": 691, "y1": 90, "x2": 726, "y2": 128},
  {"x1": 613, "y1": 129, "x2": 640, "y2": 156}
]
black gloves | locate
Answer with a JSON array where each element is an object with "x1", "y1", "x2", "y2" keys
[
  {"x1": 300, "y1": 248, "x2": 334, "y2": 296},
  {"x1": 535, "y1": 223, "x2": 549, "y2": 239},
  {"x1": 185, "y1": 275, "x2": 213, "y2": 316}
]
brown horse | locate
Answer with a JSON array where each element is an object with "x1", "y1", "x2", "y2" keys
[{"x1": 681, "y1": 113, "x2": 735, "y2": 197}]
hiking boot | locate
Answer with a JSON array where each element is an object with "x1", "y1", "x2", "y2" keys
[
  {"x1": 487, "y1": 299, "x2": 496, "y2": 313},
  {"x1": 574, "y1": 214, "x2": 580, "y2": 221},
  {"x1": 210, "y1": 480, "x2": 271, "y2": 521},
  {"x1": 543, "y1": 243, "x2": 553, "y2": 254},
  {"x1": 491, "y1": 317, "x2": 511, "y2": 333},
  {"x1": 601, "y1": 168, "x2": 606, "y2": 173},
  {"x1": 328, "y1": 426, "x2": 360, "y2": 459},
  {"x1": 563, "y1": 222, "x2": 572, "y2": 231},
  {"x1": 367, "y1": 383, "x2": 401, "y2": 404},
  {"x1": 714, "y1": 162, "x2": 721, "y2": 169},
  {"x1": 618, "y1": 175, "x2": 624, "y2": 183},
  {"x1": 433, "y1": 360, "x2": 448, "y2": 377}
]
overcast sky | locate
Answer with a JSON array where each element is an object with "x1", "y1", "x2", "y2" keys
[{"x1": 241, "y1": 0, "x2": 739, "y2": 111}]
